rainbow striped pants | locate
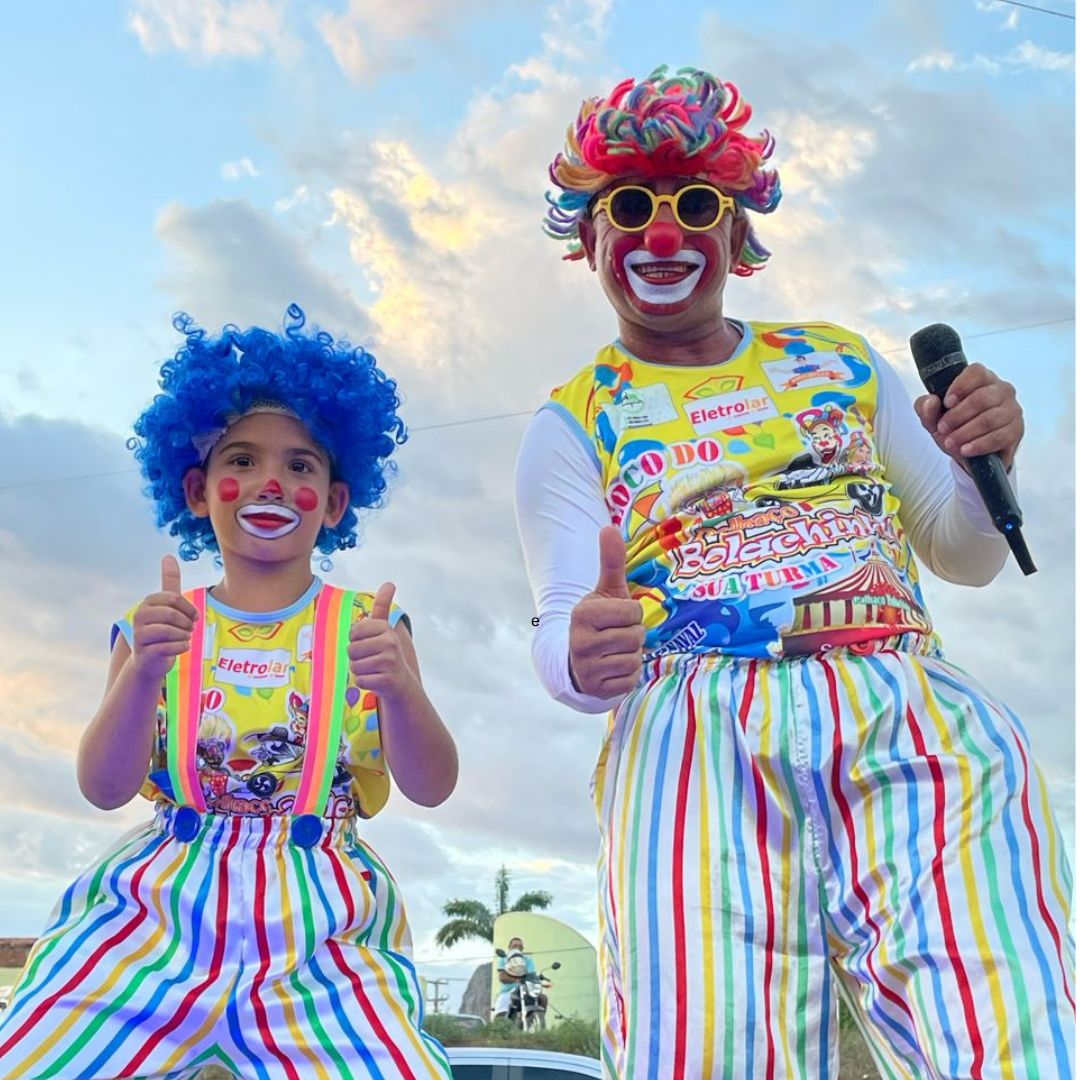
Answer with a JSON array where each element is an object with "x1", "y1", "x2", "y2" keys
[
  {"x1": 0, "y1": 807, "x2": 450, "y2": 1080},
  {"x1": 593, "y1": 647, "x2": 1075, "y2": 1079}
]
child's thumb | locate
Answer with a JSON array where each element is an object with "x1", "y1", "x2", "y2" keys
[
  {"x1": 161, "y1": 554, "x2": 182, "y2": 595},
  {"x1": 370, "y1": 582, "x2": 396, "y2": 622}
]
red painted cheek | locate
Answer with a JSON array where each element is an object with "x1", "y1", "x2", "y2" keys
[
  {"x1": 686, "y1": 235, "x2": 721, "y2": 273},
  {"x1": 294, "y1": 486, "x2": 320, "y2": 513},
  {"x1": 607, "y1": 233, "x2": 645, "y2": 295},
  {"x1": 217, "y1": 478, "x2": 240, "y2": 502}
]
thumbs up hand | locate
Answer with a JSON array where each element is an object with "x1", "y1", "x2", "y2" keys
[
  {"x1": 568, "y1": 527, "x2": 645, "y2": 699},
  {"x1": 130, "y1": 555, "x2": 199, "y2": 682},
  {"x1": 349, "y1": 583, "x2": 412, "y2": 699}
]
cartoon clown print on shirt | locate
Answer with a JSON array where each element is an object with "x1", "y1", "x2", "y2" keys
[{"x1": 777, "y1": 404, "x2": 875, "y2": 491}]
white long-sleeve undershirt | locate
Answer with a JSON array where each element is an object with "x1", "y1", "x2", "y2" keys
[{"x1": 513, "y1": 339, "x2": 1014, "y2": 714}]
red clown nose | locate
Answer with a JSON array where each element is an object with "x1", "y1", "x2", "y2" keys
[
  {"x1": 643, "y1": 221, "x2": 683, "y2": 259},
  {"x1": 261, "y1": 478, "x2": 284, "y2": 498}
]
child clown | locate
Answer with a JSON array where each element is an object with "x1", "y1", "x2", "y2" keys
[{"x1": 0, "y1": 306, "x2": 457, "y2": 1080}]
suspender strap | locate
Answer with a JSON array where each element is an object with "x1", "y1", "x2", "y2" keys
[
  {"x1": 165, "y1": 588, "x2": 208, "y2": 812},
  {"x1": 293, "y1": 585, "x2": 356, "y2": 816}
]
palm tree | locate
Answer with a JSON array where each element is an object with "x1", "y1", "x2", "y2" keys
[{"x1": 435, "y1": 865, "x2": 553, "y2": 949}]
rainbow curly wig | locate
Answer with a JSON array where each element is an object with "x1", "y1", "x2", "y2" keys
[
  {"x1": 130, "y1": 304, "x2": 406, "y2": 561},
  {"x1": 544, "y1": 65, "x2": 781, "y2": 274}
]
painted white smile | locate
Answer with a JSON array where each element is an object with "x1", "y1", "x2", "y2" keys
[
  {"x1": 236, "y1": 504, "x2": 301, "y2": 539},
  {"x1": 623, "y1": 248, "x2": 706, "y2": 304}
]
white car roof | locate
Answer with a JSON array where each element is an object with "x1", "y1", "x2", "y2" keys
[{"x1": 445, "y1": 1046, "x2": 601, "y2": 1074}]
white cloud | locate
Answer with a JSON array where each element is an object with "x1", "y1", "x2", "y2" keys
[
  {"x1": 908, "y1": 38, "x2": 1073, "y2": 76},
  {"x1": 220, "y1": 156, "x2": 260, "y2": 180},
  {"x1": 154, "y1": 197, "x2": 372, "y2": 336},
  {"x1": 1005, "y1": 39, "x2": 1075, "y2": 71},
  {"x1": 770, "y1": 115, "x2": 877, "y2": 201},
  {"x1": 976, "y1": 0, "x2": 1024, "y2": 29},
  {"x1": 908, "y1": 49, "x2": 961, "y2": 72},
  {"x1": 907, "y1": 49, "x2": 1002, "y2": 74},
  {"x1": 315, "y1": 0, "x2": 610, "y2": 83},
  {"x1": 324, "y1": 139, "x2": 510, "y2": 361},
  {"x1": 128, "y1": 0, "x2": 292, "y2": 60},
  {"x1": 315, "y1": 6, "x2": 369, "y2": 81},
  {"x1": 314, "y1": 0, "x2": 505, "y2": 81},
  {"x1": 541, "y1": 0, "x2": 613, "y2": 62},
  {"x1": 274, "y1": 184, "x2": 310, "y2": 211}
]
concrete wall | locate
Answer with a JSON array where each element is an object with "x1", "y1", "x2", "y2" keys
[{"x1": 0, "y1": 940, "x2": 33, "y2": 970}]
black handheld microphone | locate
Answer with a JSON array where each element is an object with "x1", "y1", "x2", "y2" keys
[{"x1": 908, "y1": 323, "x2": 1035, "y2": 575}]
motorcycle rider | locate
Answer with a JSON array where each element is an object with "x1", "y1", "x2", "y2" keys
[{"x1": 493, "y1": 937, "x2": 548, "y2": 1022}]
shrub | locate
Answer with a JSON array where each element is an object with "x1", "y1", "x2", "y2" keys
[{"x1": 423, "y1": 1016, "x2": 601, "y2": 1059}]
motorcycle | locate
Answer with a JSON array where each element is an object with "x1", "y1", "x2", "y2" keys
[{"x1": 495, "y1": 948, "x2": 561, "y2": 1032}]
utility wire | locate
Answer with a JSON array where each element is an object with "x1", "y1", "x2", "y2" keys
[
  {"x1": 0, "y1": 315, "x2": 1072, "y2": 494},
  {"x1": 414, "y1": 942, "x2": 599, "y2": 967},
  {"x1": 877, "y1": 314, "x2": 1075, "y2": 355},
  {"x1": 0, "y1": 467, "x2": 138, "y2": 492},
  {"x1": 412, "y1": 409, "x2": 533, "y2": 433},
  {"x1": 990, "y1": 0, "x2": 1074, "y2": 19}
]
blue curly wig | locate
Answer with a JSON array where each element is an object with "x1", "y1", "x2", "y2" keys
[{"x1": 130, "y1": 304, "x2": 407, "y2": 561}]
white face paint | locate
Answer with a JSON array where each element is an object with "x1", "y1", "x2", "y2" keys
[
  {"x1": 236, "y1": 503, "x2": 301, "y2": 539},
  {"x1": 622, "y1": 248, "x2": 706, "y2": 305}
]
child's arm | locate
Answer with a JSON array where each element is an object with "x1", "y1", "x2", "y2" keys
[
  {"x1": 347, "y1": 584, "x2": 458, "y2": 807},
  {"x1": 77, "y1": 556, "x2": 197, "y2": 810}
]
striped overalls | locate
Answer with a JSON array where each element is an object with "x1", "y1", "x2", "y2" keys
[{"x1": 593, "y1": 644, "x2": 1075, "y2": 1079}]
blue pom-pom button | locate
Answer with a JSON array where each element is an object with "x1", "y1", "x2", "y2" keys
[
  {"x1": 290, "y1": 814, "x2": 323, "y2": 849},
  {"x1": 172, "y1": 806, "x2": 202, "y2": 842}
]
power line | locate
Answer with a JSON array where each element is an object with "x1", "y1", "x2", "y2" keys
[
  {"x1": 990, "y1": 0, "x2": 1074, "y2": 19},
  {"x1": 0, "y1": 315, "x2": 1072, "y2": 494},
  {"x1": 950, "y1": 315, "x2": 1074, "y2": 338},
  {"x1": 414, "y1": 943, "x2": 599, "y2": 966},
  {"x1": 414, "y1": 941, "x2": 600, "y2": 967},
  {"x1": 412, "y1": 409, "x2": 533, "y2": 433},
  {"x1": 0, "y1": 467, "x2": 137, "y2": 492},
  {"x1": 877, "y1": 314, "x2": 1074, "y2": 355}
]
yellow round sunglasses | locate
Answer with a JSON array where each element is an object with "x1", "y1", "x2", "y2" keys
[{"x1": 590, "y1": 183, "x2": 737, "y2": 233}]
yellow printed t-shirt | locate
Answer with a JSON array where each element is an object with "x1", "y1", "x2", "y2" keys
[
  {"x1": 547, "y1": 322, "x2": 938, "y2": 660},
  {"x1": 112, "y1": 577, "x2": 394, "y2": 818}
]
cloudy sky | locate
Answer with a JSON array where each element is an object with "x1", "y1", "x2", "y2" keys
[{"x1": 1, "y1": 0, "x2": 1074, "y2": 1006}]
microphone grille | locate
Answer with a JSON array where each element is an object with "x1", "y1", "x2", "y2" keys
[{"x1": 909, "y1": 322, "x2": 962, "y2": 372}]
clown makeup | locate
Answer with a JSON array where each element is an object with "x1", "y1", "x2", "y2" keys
[
  {"x1": 178, "y1": 408, "x2": 352, "y2": 576},
  {"x1": 622, "y1": 247, "x2": 707, "y2": 305},
  {"x1": 236, "y1": 503, "x2": 302, "y2": 539},
  {"x1": 809, "y1": 424, "x2": 841, "y2": 463},
  {"x1": 231, "y1": 466, "x2": 313, "y2": 540},
  {"x1": 200, "y1": 415, "x2": 340, "y2": 548}
]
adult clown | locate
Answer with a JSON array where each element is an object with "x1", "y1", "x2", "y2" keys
[{"x1": 514, "y1": 66, "x2": 1074, "y2": 1079}]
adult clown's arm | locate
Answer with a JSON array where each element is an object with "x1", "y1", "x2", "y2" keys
[
  {"x1": 515, "y1": 407, "x2": 629, "y2": 714},
  {"x1": 868, "y1": 343, "x2": 1014, "y2": 585}
]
